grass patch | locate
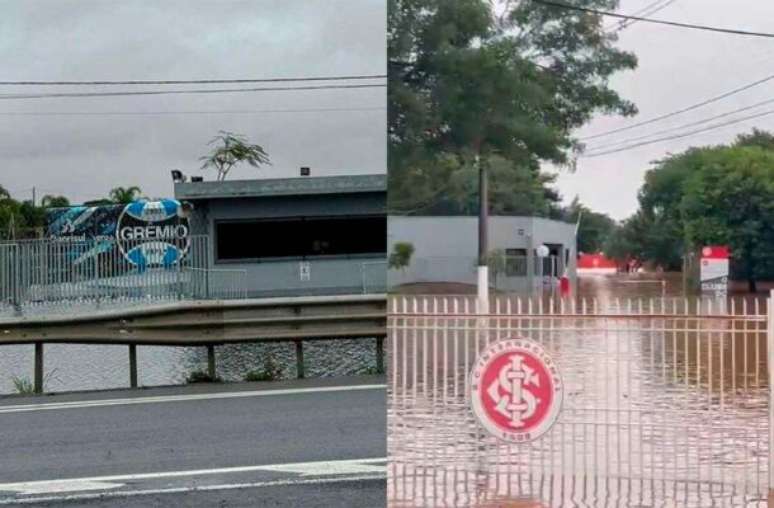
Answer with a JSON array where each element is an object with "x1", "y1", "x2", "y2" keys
[
  {"x1": 11, "y1": 376, "x2": 34, "y2": 395},
  {"x1": 244, "y1": 353, "x2": 283, "y2": 382},
  {"x1": 11, "y1": 368, "x2": 59, "y2": 395}
]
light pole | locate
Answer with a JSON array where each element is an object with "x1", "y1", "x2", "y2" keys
[{"x1": 477, "y1": 154, "x2": 488, "y2": 313}]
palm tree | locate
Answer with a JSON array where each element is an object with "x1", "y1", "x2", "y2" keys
[
  {"x1": 199, "y1": 131, "x2": 271, "y2": 181},
  {"x1": 109, "y1": 186, "x2": 143, "y2": 204},
  {"x1": 41, "y1": 195, "x2": 70, "y2": 208}
]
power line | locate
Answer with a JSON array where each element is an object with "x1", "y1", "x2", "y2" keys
[
  {"x1": 0, "y1": 83, "x2": 386, "y2": 100},
  {"x1": 608, "y1": 0, "x2": 677, "y2": 31},
  {"x1": 0, "y1": 106, "x2": 385, "y2": 117},
  {"x1": 532, "y1": 0, "x2": 774, "y2": 38},
  {"x1": 0, "y1": 74, "x2": 386, "y2": 86},
  {"x1": 581, "y1": 107, "x2": 774, "y2": 157},
  {"x1": 580, "y1": 73, "x2": 774, "y2": 141},
  {"x1": 606, "y1": 0, "x2": 669, "y2": 31},
  {"x1": 585, "y1": 97, "x2": 774, "y2": 151}
]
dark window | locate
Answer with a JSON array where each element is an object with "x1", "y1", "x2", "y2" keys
[
  {"x1": 540, "y1": 243, "x2": 562, "y2": 277},
  {"x1": 216, "y1": 216, "x2": 386, "y2": 261},
  {"x1": 505, "y1": 248, "x2": 527, "y2": 276}
]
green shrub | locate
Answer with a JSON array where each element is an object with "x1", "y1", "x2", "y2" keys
[
  {"x1": 388, "y1": 242, "x2": 414, "y2": 272},
  {"x1": 186, "y1": 370, "x2": 221, "y2": 383},
  {"x1": 244, "y1": 353, "x2": 283, "y2": 382},
  {"x1": 11, "y1": 368, "x2": 58, "y2": 395}
]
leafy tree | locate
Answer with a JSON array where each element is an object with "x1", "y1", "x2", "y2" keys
[
  {"x1": 484, "y1": 248, "x2": 507, "y2": 288},
  {"x1": 40, "y1": 195, "x2": 70, "y2": 208},
  {"x1": 735, "y1": 128, "x2": 774, "y2": 150},
  {"x1": 391, "y1": 153, "x2": 561, "y2": 215},
  {"x1": 603, "y1": 212, "x2": 648, "y2": 268},
  {"x1": 609, "y1": 129, "x2": 774, "y2": 290},
  {"x1": 680, "y1": 146, "x2": 774, "y2": 292},
  {"x1": 388, "y1": 0, "x2": 637, "y2": 214},
  {"x1": 109, "y1": 186, "x2": 143, "y2": 204},
  {"x1": 388, "y1": 242, "x2": 415, "y2": 272},
  {"x1": 0, "y1": 187, "x2": 73, "y2": 239},
  {"x1": 200, "y1": 131, "x2": 271, "y2": 181},
  {"x1": 563, "y1": 197, "x2": 616, "y2": 254}
]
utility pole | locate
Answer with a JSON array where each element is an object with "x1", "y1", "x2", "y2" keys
[
  {"x1": 31, "y1": 186, "x2": 36, "y2": 207},
  {"x1": 477, "y1": 153, "x2": 488, "y2": 313}
]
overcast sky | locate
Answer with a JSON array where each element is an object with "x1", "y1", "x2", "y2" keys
[
  {"x1": 554, "y1": 0, "x2": 774, "y2": 220},
  {"x1": 0, "y1": 0, "x2": 385, "y2": 204}
]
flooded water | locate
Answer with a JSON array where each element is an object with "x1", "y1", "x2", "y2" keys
[
  {"x1": 387, "y1": 273, "x2": 770, "y2": 507},
  {"x1": 0, "y1": 338, "x2": 379, "y2": 395}
]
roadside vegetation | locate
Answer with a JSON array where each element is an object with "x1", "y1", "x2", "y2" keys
[
  {"x1": 244, "y1": 354, "x2": 284, "y2": 382},
  {"x1": 11, "y1": 376, "x2": 35, "y2": 395},
  {"x1": 186, "y1": 371, "x2": 222, "y2": 384}
]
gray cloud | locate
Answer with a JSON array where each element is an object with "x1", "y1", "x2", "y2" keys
[{"x1": 0, "y1": 0, "x2": 386, "y2": 203}]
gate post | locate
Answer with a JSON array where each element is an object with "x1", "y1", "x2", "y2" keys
[{"x1": 769, "y1": 289, "x2": 773, "y2": 501}]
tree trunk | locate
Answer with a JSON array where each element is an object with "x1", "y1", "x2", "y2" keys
[{"x1": 745, "y1": 252, "x2": 757, "y2": 293}]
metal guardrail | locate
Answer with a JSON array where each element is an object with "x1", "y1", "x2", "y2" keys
[{"x1": 0, "y1": 294, "x2": 387, "y2": 394}]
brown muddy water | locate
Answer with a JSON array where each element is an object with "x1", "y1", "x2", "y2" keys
[{"x1": 388, "y1": 273, "x2": 770, "y2": 507}]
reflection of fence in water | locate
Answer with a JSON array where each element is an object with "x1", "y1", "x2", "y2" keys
[{"x1": 388, "y1": 295, "x2": 769, "y2": 507}]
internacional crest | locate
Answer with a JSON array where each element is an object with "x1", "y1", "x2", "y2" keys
[{"x1": 470, "y1": 337, "x2": 563, "y2": 443}]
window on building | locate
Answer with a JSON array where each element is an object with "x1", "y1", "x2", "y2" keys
[
  {"x1": 505, "y1": 248, "x2": 528, "y2": 276},
  {"x1": 216, "y1": 216, "x2": 386, "y2": 261}
]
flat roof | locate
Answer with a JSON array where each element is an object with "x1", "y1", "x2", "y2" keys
[{"x1": 174, "y1": 174, "x2": 386, "y2": 200}]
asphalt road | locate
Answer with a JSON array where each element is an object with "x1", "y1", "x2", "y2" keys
[{"x1": 0, "y1": 377, "x2": 386, "y2": 507}]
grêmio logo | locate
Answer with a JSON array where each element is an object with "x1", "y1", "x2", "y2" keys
[
  {"x1": 116, "y1": 199, "x2": 190, "y2": 266},
  {"x1": 118, "y1": 224, "x2": 189, "y2": 241}
]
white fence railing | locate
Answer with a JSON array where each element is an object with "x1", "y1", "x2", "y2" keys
[{"x1": 388, "y1": 294, "x2": 770, "y2": 507}]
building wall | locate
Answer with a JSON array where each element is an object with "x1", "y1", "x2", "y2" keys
[
  {"x1": 185, "y1": 193, "x2": 386, "y2": 297},
  {"x1": 387, "y1": 216, "x2": 576, "y2": 292}
]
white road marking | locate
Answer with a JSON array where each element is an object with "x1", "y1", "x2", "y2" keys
[
  {"x1": 0, "y1": 384, "x2": 385, "y2": 415},
  {"x1": 0, "y1": 474, "x2": 386, "y2": 505},
  {"x1": 0, "y1": 458, "x2": 386, "y2": 496},
  {"x1": 0, "y1": 480, "x2": 125, "y2": 496}
]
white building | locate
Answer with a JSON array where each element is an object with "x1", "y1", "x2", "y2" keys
[{"x1": 388, "y1": 216, "x2": 577, "y2": 293}]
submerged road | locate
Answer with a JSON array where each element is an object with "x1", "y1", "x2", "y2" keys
[{"x1": 0, "y1": 376, "x2": 386, "y2": 507}]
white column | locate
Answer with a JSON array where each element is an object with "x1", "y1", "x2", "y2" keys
[{"x1": 477, "y1": 265, "x2": 489, "y2": 314}]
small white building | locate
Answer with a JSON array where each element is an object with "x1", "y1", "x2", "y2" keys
[{"x1": 387, "y1": 216, "x2": 577, "y2": 293}]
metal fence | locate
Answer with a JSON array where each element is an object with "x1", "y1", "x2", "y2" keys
[
  {"x1": 0, "y1": 236, "x2": 248, "y2": 317},
  {"x1": 388, "y1": 295, "x2": 770, "y2": 507},
  {"x1": 362, "y1": 260, "x2": 388, "y2": 294}
]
